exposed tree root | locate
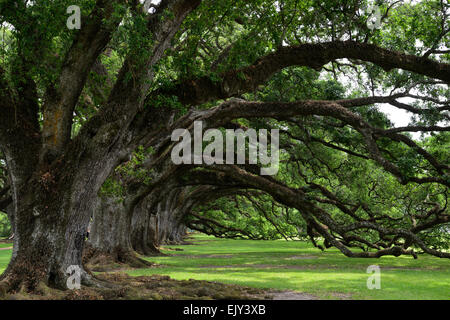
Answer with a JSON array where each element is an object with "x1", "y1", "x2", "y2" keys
[
  {"x1": 2, "y1": 272, "x2": 273, "y2": 300},
  {"x1": 83, "y1": 245, "x2": 154, "y2": 272},
  {"x1": 0, "y1": 259, "x2": 51, "y2": 295},
  {"x1": 135, "y1": 245, "x2": 165, "y2": 257},
  {"x1": 0, "y1": 262, "x2": 116, "y2": 299}
]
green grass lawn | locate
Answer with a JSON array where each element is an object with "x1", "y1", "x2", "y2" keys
[
  {"x1": 129, "y1": 234, "x2": 450, "y2": 300},
  {"x1": 0, "y1": 234, "x2": 448, "y2": 299},
  {"x1": 0, "y1": 246, "x2": 12, "y2": 274},
  {"x1": 0, "y1": 242, "x2": 12, "y2": 249}
]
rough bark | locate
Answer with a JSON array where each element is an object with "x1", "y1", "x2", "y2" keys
[
  {"x1": 131, "y1": 184, "x2": 190, "y2": 254},
  {"x1": 84, "y1": 197, "x2": 152, "y2": 269},
  {"x1": 130, "y1": 198, "x2": 162, "y2": 256},
  {"x1": 167, "y1": 224, "x2": 187, "y2": 244},
  {"x1": 0, "y1": 154, "x2": 123, "y2": 293}
]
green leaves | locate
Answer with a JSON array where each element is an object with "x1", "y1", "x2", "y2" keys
[
  {"x1": 0, "y1": 212, "x2": 11, "y2": 238},
  {"x1": 100, "y1": 145, "x2": 155, "y2": 198}
]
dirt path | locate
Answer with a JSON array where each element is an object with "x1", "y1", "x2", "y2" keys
[
  {"x1": 197, "y1": 264, "x2": 328, "y2": 270},
  {"x1": 268, "y1": 290, "x2": 317, "y2": 300},
  {"x1": 169, "y1": 254, "x2": 234, "y2": 258},
  {"x1": 0, "y1": 247, "x2": 12, "y2": 251}
]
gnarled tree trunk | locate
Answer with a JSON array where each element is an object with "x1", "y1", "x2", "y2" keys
[
  {"x1": 131, "y1": 197, "x2": 162, "y2": 256},
  {"x1": 167, "y1": 224, "x2": 187, "y2": 244},
  {"x1": 84, "y1": 196, "x2": 152, "y2": 269},
  {"x1": 130, "y1": 183, "x2": 189, "y2": 255},
  {"x1": 0, "y1": 148, "x2": 126, "y2": 292},
  {"x1": 1, "y1": 179, "x2": 95, "y2": 291}
]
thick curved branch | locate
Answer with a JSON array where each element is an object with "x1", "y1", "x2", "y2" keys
[
  {"x1": 41, "y1": 0, "x2": 126, "y2": 159},
  {"x1": 196, "y1": 98, "x2": 448, "y2": 186},
  {"x1": 153, "y1": 40, "x2": 450, "y2": 106},
  {"x1": 201, "y1": 164, "x2": 449, "y2": 259}
]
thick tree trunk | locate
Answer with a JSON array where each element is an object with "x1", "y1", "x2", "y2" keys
[
  {"x1": 0, "y1": 184, "x2": 93, "y2": 292},
  {"x1": 84, "y1": 196, "x2": 152, "y2": 269},
  {"x1": 130, "y1": 186, "x2": 189, "y2": 255},
  {"x1": 166, "y1": 224, "x2": 187, "y2": 244},
  {"x1": 131, "y1": 199, "x2": 161, "y2": 256},
  {"x1": 0, "y1": 145, "x2": 129, "y2": 293},
  {"x1": 155, "y1": 199, "x2": 186, "y2": 245}
]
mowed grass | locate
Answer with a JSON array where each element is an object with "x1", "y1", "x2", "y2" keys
[
  {"x1": 128, "y1": 234, "x2": 449, "y2": 300},
  {"x1": 0, "y1": 243, "x2": 12, "y2": 274},
  {"x1": 0, "y1": 234, "x2": 448, "y2": 299}
]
